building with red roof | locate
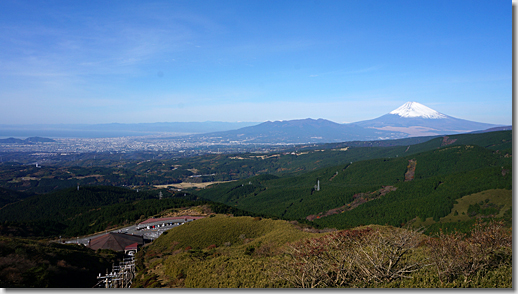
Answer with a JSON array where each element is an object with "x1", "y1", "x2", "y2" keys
[{"x1": 87, "y1": 233, "x2": 144, "y2": 253}]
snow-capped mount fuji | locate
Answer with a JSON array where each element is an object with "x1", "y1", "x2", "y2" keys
[
  {"x1": 389, "y1": 102, "x2": 447, "y2": 119},
  {"x1": 353, "y1": 101, "x2": 502, "y2": 137}
]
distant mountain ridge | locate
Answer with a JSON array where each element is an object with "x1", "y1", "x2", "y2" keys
[
  {"x1": 183, "y1": 102, "x2": 507, "y2": 144},
  {"x1": 0, "y1": 137, "x2": 56, "y2": 144},
  {"x1": 183, "y1": 118, "x2": 405, "y2": 144},
  {"x1": 0, "y1": 102, "x2": 508, "y2": 143}
]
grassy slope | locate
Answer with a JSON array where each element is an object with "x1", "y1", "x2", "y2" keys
[
  {"x1": 414, "y1": 189, "x2": 512, "y2": 226},
  {"x1": 135, "y1": 215, "x2": 326, "y2": 288},
  {"x1": 134, "y1": 216, "x2": 512, "y2": 288},
  {"x1": 151, "y1": 215, "x2": 321, "y2": 251}
]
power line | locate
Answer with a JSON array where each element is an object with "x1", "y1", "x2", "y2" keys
[{"x1": 95, "y1": 256, "x2": 136, "y2": 288}]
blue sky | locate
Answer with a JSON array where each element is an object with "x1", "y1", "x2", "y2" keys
[{"x1": 0, "y1": 0, "x2": 511, "y2": 125}]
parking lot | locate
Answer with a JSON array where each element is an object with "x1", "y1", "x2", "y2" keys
[{"x1": 68, "y1": 216, "x2": 203, "y2": 245}]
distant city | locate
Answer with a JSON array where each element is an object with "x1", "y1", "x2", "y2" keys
[
  {"x1": 0, "y1": 134, "x2": 296, "y2": 167},
  {"x1": 1, "y1": 136, "x2": 194, "y2": 153},
  {"x1": 0, "y1": 135, "x2": 284, "y2": 154}
]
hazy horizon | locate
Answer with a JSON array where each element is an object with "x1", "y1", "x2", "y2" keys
[{"x1": 0, "y1": 1, "x2": 512, "y2": 126}]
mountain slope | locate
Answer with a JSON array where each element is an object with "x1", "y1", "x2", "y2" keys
[
  {"x1": 196, "y1": 145, "x2": 511, "y2": 221},
  {"x1": 184, "y1": 118, "x2": 405, "y2": 144},
  {"x1": 194, "y1": 132, "x2": 512, "y2": 229},
  {"x1": 353, "y1": 102, "x2": 501, "y2": 136},
  {"x1": 0, "y1": 137, "x2": 56, "y2": 144}
]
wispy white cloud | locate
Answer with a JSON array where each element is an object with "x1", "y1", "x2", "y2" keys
[
  {"x1": 0, "y1": 2, "x2": 221, "y2": 80},
  {"x1": 310, "y1": 65, "x2": 384, "y2": 78}
]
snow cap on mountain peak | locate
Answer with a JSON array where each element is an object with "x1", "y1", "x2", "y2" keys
[{"x1": 389, "y1": 102, "x2": 447, "y2": 119}]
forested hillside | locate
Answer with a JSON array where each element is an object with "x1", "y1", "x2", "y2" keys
[
  {"x1": 0, "y1": 236, "x2": 124, "y2": 288},
  {"x1": 145, "y1": 130, "x2": 511, "y2": 182},
  {"x1": 0, "y1": 187, "x2": 32, "y2": 208},
  {"x1": 194, "y1": 132, "x2": 512, "y2": 232},
  {"x1": 0, "y1": 186, "x2": 262, "y2": 238}
]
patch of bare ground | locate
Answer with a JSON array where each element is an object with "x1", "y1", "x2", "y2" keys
[
  {"x1": 404, "y1": 159, "x2": 416, "y2": 182},
  {"x1": 154, "y1": 180, "x2": 235, "y2": 189},
  {"x1": 329, "y1": 172, "x2": 339, "y2": 181},
  {"x1": 441, "y1": 136, "x2": 457, "y2": 146},
  {"x1": 306, "y1": 186, "x2": 397, "y2": 221}
]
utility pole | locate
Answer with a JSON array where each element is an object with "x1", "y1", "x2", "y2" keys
[{"x1": 96, "y1": 256, "x2": 135, "y2": 288}]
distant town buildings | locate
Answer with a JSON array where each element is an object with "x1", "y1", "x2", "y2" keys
[{"x1": 0, "y1": 136, "x2": 285, "y2": 156}]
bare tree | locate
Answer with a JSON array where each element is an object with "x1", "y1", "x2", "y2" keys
[
  {"x1": 426, "y1": 221, "x2": 512, "y2": 283},
  {"x1": 350, "y1": 227, "x2": 427, "y2": 284},
  {"x1": 273, "y1": 228, "x2": 372, "y2": 288},
  {"x1": 272, "y1": 226, "x2": 427, "y2": 287}
]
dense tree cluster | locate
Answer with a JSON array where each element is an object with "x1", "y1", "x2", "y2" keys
[
  {"x1": 0, "y1": 236, "x2": 124, "y2": 288},
  {"x1": 0, "y1": 184, "x2": 264, "y2": 238}
]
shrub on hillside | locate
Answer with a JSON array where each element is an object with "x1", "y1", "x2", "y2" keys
[
  {"x1": 272, "y1": 226, "x2": 427, "y2": 288},
  {"x1": 426, "y1": 220, "x2": 512, "y2": 283}
]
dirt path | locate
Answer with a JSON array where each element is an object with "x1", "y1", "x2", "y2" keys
[
  {"x1": 306, "y1": 186, "x2": 397, "y2": 221},
  {"x1": 404, "y1": 159, "x2": 416, "y2": 182}
]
